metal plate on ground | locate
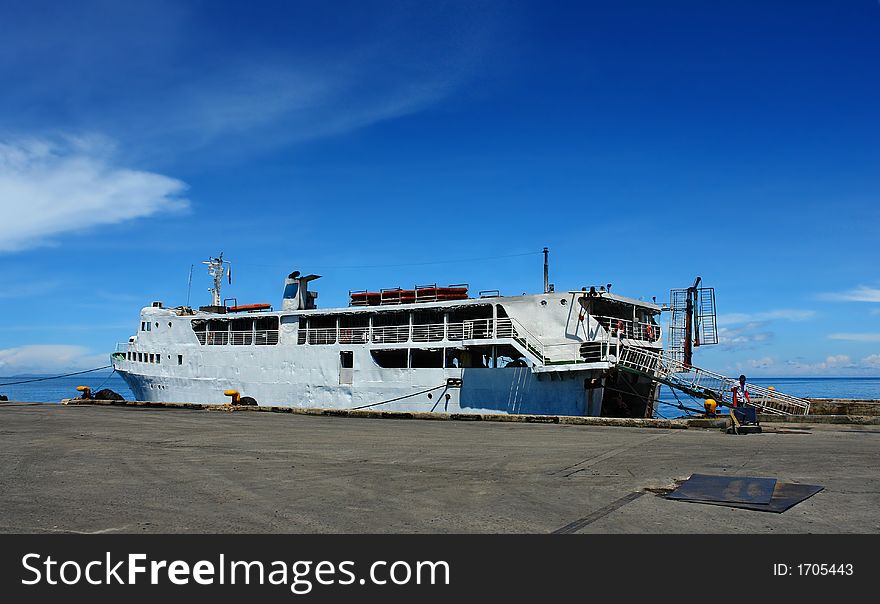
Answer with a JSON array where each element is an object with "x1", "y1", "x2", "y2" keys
[
  {"x1": 668, "y1": 482, "x2": 824, "y2": 513},
  {"x1": 666, "y1": 474, "x2": 777, "y2": 504}
]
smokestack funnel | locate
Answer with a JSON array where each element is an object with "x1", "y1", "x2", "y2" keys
[{"x1": 283, "y1": 272, "x2": 321, "y2": 311}]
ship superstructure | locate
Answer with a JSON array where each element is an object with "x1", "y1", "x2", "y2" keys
[{"x1": 112, "y1": 253, "x2": 668, "y2": 417}]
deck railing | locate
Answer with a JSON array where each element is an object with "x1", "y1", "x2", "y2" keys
[
  {"x1": 592, "y1": 316, "x2": 661, "y2": 343},
  {"x1": 196, "y1": 329, "x2": 279, "y2": 346},
  {"x1": 189, "y1": 315, "x2": 657, "y2": 368}
]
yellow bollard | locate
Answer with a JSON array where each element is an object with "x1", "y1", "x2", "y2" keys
[
  {"x1": 76, "y1": 385, "x2": 91, "y2": 399},
  {"x1": 224, "y1": 389, "x2": 241, "y2": 405},
  {"x1": 704, "y1": 398, "x2": 717, "y2": 416}
]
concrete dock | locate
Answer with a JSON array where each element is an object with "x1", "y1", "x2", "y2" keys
[{"x1": 1, "y1": 402, "x2": 878, "y2": 533}]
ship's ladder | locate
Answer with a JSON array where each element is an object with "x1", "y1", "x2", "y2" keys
[{"x1": 615, "y1": 345, "x2": 811, "y2": 416}]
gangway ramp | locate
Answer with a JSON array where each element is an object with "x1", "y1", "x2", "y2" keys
[{"x1": 615, "y1": 345, "x2": 811, "y2": 416}]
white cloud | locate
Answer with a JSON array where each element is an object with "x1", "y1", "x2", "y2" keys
[
  {"x1": 0, "y1": 3, "x2": 505, "y2": 162},
  {"x1": 746, "y1": 356, "x2": 775, "y2": 369},
  {"x1": 717, "y1": 323, "x2": 772, "y2": 350},
  {"x1": 0, "y1": 345, "x2": 108, "y2": 375},
  {"x1": 820, "y1": 286, "x2": 880, "y2": 303},
  {"x1": 731, "y1": 353, "x2": 875, "y2": 376},
  {"x1": 828, "y1": 333, "x2": 880, "y2": 342},
  {"x1": 716, "y1": 309, "x2": 816, "y2": 326},
  {"x1": 0, "y1": 135, "x2": 189, "y2": 252}
]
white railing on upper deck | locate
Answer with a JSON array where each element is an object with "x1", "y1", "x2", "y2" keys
[
  {"x1": 291, "y1": 315, "x2": 659, "y2": 366},
  {"x1": 196, "y1": 330, "x2": 279, "y2": 345},
  {"x1": 591, "y1": 316, "x2": 661, "y2": 343}
]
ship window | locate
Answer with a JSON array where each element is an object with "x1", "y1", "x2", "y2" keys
[
  {"x1": 495, "y1": 344, "x2": 527, "y2": 368},
  {"x1": 412, "y1": 309, "x2": 444, "y2": 325},
  {"x1": 411, "y1": 348, "x2": 443, "y2": 368},
  {"x1": 447, "y1": 305, "x2": 492, "y2": 322},
  {"x1": 305, "y1": 315, "x2": 337, "y2": 345},
  {"x1": 371, "y1": 311, "x2": 408, "y2": 327},
  {"x1": 447, "y1": 345, "x2": 492, "y2": 368},
  {"x1": 371, "y1": 311, "x2": 408, "y2": 344},
  {"x1": 340, "y1": 350, "x2": 353, "y2": 369},
  {"x1": 149, "y1": 353, "x2": 154, "y2": 363},
  {"x1": 447, "y1": 304, "x2": 493, "y2": 341},
  {"x1": 370, "y1": 349, "x2": 408, "y2": 368},
  {"x1": 229, "y1": 317, "x2": 253, "y2": 332},
  {"x1": 156, "y1": 355, "x2": 160, "y2": 364},
  {"x1": 178, "y1": 354, "x2": 183, "y2": 365},
  {"x1": 254, "y1": 316, "x2": 279, "y2": 331},
  {"x1": 411, "y1": 309, "x2": 444, "y2": 343},
  {"x1": 340, "y1": 314, "x2": 369, "y2": 344}
]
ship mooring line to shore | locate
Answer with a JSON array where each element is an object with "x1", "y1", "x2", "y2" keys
[
  {"x1": 349, "y1": 384, "x2": 448, "y2": 411},
  {"x1": 0, "y1": 365, "x2": 113, "y2": 387}
]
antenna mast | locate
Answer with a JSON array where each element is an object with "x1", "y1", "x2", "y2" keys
[
  {"x1": 186, "y1": 264, "x2": 194, "y2": 307},
  {"x1": 203, "y1": 253, "x2": 231, "y2": 307},
  {"x1": 543, "y1": 247, "x2": 550, "y2": 294}
]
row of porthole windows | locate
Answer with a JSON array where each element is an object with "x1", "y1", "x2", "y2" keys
[
  {"x1": 141, "y1": 321, "x2": 174, "y2": 331},
  {"x1": 127, "y1": 351, "x2": 184, "y2": 365}
]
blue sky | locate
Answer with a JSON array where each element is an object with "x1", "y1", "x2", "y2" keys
[{"x1": 0, "y1": 0, "x2": 878, "y2": 376}]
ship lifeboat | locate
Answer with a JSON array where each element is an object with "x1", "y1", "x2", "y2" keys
[
  {"x1": 226, "y1": 303, "x2": 273, "y2": 313},
  {"x1": 350, "y1": 285, "x2": 469, "y2": 306}
]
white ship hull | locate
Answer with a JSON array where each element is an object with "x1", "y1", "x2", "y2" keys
[
  {"x1": 119, "y1": 365, "x2": 603, "y2": 415},
  {"x1": 113, "y1": 283, "x2": 663, "y2": 418}
]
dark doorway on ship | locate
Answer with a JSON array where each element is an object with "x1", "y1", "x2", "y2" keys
[{"x1": 600, "y1": 370, "x2": 652, "y2": 418}]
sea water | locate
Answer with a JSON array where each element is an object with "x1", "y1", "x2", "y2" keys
[
  {"x1": 0, "y1": 373, "x2": 134, "y2": 403},
  {"x1": 655, "y1": 377, "x2": 880, "y2": 418}
]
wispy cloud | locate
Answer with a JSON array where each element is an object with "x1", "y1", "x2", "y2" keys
[
  {"x1": 819, "y1": 286, "x2": 880, "y2": 303},
  {"x1": 0, "y1": 3, "x2": 506, "y2": 163},
  {"x1": 717, "y1": 323, "x2": 772, "y2": 350},
  {"x1": 713, "y1": 309, "x2": 817, "y2": 351},
  {"x1": 0, "y1": 279, "x2": 61, "y2": 299},
  {"x1": 0, "y1": 344, "x2": 108, "y2": 375},
  {"x1": 732, "y1": 353, "x2": 872, "y2": 376},
  {"x1": 828, "y1": 333, "x2": 880, "y2": 342},
  {"x1": 0, "y1": 135, "x2": 189, "y2": 253},
  {"x1": 716, "y1": 309, "x2": 816, "y2": 326}
]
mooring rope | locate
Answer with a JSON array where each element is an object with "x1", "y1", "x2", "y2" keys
[
  {"x1": 0, "y1": 365, "x2": 113, "y2": 387},
  {"x1": 349, "y1": 384, "x2": 448, "y2": 410},
  {"x1": 91, "y1": 368, "x2": 119, "y2": 392}
]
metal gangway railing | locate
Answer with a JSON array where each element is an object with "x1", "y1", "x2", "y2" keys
[{"x1": 616, "y1": 345, "x2": 811, "y2": 416}]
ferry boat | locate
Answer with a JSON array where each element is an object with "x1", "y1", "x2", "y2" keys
[{"x1": 111, "y1": 253, "x2": 667, "y2": 417}]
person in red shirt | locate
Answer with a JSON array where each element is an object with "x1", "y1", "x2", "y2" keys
[{"x1": 732, "y1": 374, "x2": 750, "y2": 407}]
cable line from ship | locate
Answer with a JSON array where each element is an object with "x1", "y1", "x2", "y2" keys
[
  {"x1": 658, "y1": 387, "x2": 703, "y2": 416},
  {"x1": 237, "y1": 250, "x2": 543, "y2": 271},
  {"x1": 350, "y1": 384, "x2": 449, "y2": 411},
  {"x1": 0, "y1": 365, "x2": 113, "y2": 387},
  {"x1": 92, "y1": 368, "x2": 118, "y2": 392}
]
